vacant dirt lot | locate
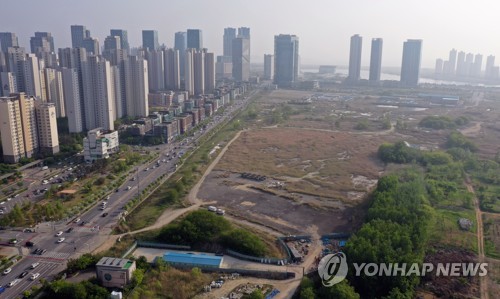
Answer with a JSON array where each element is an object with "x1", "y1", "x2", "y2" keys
[{"x1": 196, "y1": 128, "x2": 395, "y2": 235}]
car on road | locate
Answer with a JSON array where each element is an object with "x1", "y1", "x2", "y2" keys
[
  {"x1": 74, "y1": 218, "x2": 80, "y2": 223},
  {"x1": 25, "y1": 241, "x2": 35, "y2": 247},
  {"x1": 80, "y1": 221, "x2": 86, "y2": 226},
  {"x1": 39, "y1": 249, "x2": 47, "y2": 255},
  {"x1": 2, "y1": 268, "x2": 12, "y2": 275},
  {"x1": 8, "y1": 239, "x2": 17, "y2": 245},
  {"x1": 19, "y1": 271, "x2": 29, "y2": 278},
  {"x1": 57, "y1": 237, "x2": 65, "y2": 243},
  {"x1": 7, "y1": 279, "x2": 20, "y2": 287},
  {"x1": 66, "y1": 227, "x2": 74, "y2": 233},
  {"x1": 30, "y1": 262, "x2": 39, "y2": 269},
  {"x1": 30, "y1": 273, "x2": 40, "y2": 280},
  {"x1": 207, "y1": 206, "x2": 217, "y2": 212},
  {"x1": 102, "y1": 212, "x2": 108, "y2": 217},
  {"x1": 145, "y1": 167, "x2": 149, "y2": 171},
  {"x1": 127, "y1": 186, "x2": 132, "y2": 190},
  {"x1": 55, "y1": 231, "x2": 63, "y2": 237}
]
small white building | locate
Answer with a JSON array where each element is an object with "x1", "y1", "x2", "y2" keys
[
  {"x1": 83, "y1": 128, "x2": 119, "y2": 162},
  {"x1": 96, "y1": 257, "x2": 136, "y2": 289}
]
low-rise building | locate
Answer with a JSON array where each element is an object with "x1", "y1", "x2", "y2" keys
[
  {"x1": 96, "y1": 257, "x2": 136, "y2": 288},
  {"x1": 83, "y1": 128, "x2": 119, "y2": 162}
]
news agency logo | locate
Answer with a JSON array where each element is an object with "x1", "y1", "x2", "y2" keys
[
  {"x1": 317, "y1": 252, "x2": 348, "y2": 287},
  {"x1": 318, "y1": 252, "x2": 489, "y2": 288}
]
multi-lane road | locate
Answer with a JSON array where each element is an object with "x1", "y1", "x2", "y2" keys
[{"x1": 0, "y1": 88, "x2": 256, "y2": 297}]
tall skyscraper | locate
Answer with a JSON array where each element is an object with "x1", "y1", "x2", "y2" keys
[
  {"x1": 110, "y1": 29, "x2": 129, "y2": 50},
  {"x1": 104, "y1": 36, "x2": 121, "y2": 52},
  {"x1": 124, "y1": 56, "x2": 149, "y2": 118},
  {"x1": 30, "y1": 32, "x2": 55, "y2": 53},
  {"x1": 232, "y1": 37, "x2": 250, "y2": 81},
  {"x1": 435, "y1": 59, "x2": 444, "y2": 75},
  {"x1": 22, "y1": 54, "x2": 43, "y2": 99},
  {"x1": 471, "y1": 54, "x2": 483, "y2": 78},
  {"x1": 6, "y1": 47, "x2": 26, "y2": 93},
  {"x1": 184, "y1": 49, "x2": 194, "y2": 95},
  {"x1": 142, "y1": 30, "x2": 159, "y2": 51},
  {"x1": 0, "y1": 32, "x2": 19, "y2": 53},
  {"x1": 348, "y1": 34, "x2": 362, "y2": 81},
  {"x1": 264, "y1": 54, "x2": 274, "y2": 80},
  {"x1": 44, "y1": 68, "x2": 65, "y2": 117},
  {"x1": 223, "y1": 28, "x2": 236, "y2": 57},
  {"x1": 369, "y1": 38, "x2": 383, "y2": 81},
  {"x1": 187, "y1": 29, "x2": 203, "y2": 50},
  {"x1": 82, "y1": 37, "x2": 99, "y2": 55},
  {"x1": 193, "y1": 51, "x2": 205, "y2": 95},
  {"x1": 445, "y1": 48, "x2": 457, "y2": 75},
  {"x1": 145, "y1": 50, "x2": 165, "y2": 91},
  {"x1": 274, "y1": 34, "x2": 299, "y2": 87},
  {"x1": 238, "y1": 27, "x2": 251, "y2": 39},
  {"x1": 61, "y1": 67, "x2": 83, "y2": 133},
  {"x1": 456, "y1": 51, "x2": 466, "y2": 77},
  {"x1": 164, "y1": 48, "x2": 180, "y2": 90},
  {"x1": 59, "y1": 47, "x2": 87, "y2": 130},
  {"x1": 485, "y1": 55, "x2": 496, "y2": 79},
  {"x1": 204, "y1": 51, "x2": 215, "y2": 94},
  {"x1": 174, "y1": 32, "x2": 187, "y2": 79},
  {"x1": 35, "y1": 102, "x2": 59, "y2": 156},
  {"x1": 82, "y1": 55, "x2": 115, "y2": 131},
  {"x1": 71, "y1": 25, "x2": 87, "y2": 48},
  {"x1": 400, "y1": 39, "x2": 422, "y2": 87},
  {"x1": 0, "y1": 72, "x2": 18, "y2": 96},
  {"x1": 215, "y1": 56, "x2": 232, "y2": 80}
]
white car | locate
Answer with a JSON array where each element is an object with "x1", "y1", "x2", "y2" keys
[
  {"x1": 7, "y1": 279, "x2": 20, "y2": 287},
  {"x1": 30, "y1": 262, "x2": 40, "y2": 269},
  {"x1": 207, "y1": 206, "x2": 217, "y2": 212},
  {"x1": 3, "y1": 268, "x2": 12, "y2": 275},
  {"x1": 127, "y1": 186, "x2": 132, "y2": 190},
  {"x1": 74, "y1": 218, "x2": 81, "y2": 223},
  {"x1": 30, "y1": 273, "x2": 40, "y2": 280},
  {"x1": 57, "y1": 237, "x2": 65, "y2": 243},
  {"x1": 55, "y1": 231, "x2": 63, "y2": 237}
]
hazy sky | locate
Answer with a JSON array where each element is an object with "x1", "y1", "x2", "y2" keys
[{"x1": 2, "y1": 0, "x2": 500, "y2": 68}]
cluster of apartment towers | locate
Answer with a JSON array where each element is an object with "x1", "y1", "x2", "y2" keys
[
  {"x1": 435, "y1": 49, "x2": 500, "y2": 80},
  {"x1": 0, "y1": 27, "x2": 301, "y2": 163},
  {"x1": 346, "y1": 34, "x2": 423, "y2": 86}
]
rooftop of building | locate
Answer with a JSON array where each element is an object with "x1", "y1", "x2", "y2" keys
[
  {"x1": 96, "y1": 257, "x2": 134, "y2": 269},
  {"x1": 163, "y1": 252, "x2": 223, "y2": 267}
]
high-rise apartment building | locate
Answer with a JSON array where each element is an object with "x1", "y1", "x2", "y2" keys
[
  {"x1": 471, "y1": 54, "x2": 483, "y2": 78},
  {"x1": 61, "y1": 67, "x2": 83, "y2": 133},
  {"x1": 264, "y1": 54, "x2": 274, "y2": 80},
  {"x1": 104, "y1": 36, "x2": 121, "y2": 52},
  {"x1": 232, "y1": 37, "x2": 250, "y2": 81},
  {"x1": 0, "y1": 93, "x2": 41, "y2": 163},
  {"x1": 485, "y1": 55, "x2": 496, "y2": 79},
  {"x1": 204, "y1": 51, "x2": 215, "y2": 94},
  {"x1": 44, "y1": 68, "x2": 65, "y2": 117},
  {"x1": 82, "y1": 55, "x2": 115, "y2": 131},
  {"x1": 223, "y1": 28, "x2": 236, "y2": 57},
  {"x1": 400, "y1": 39, "x2": 422, "y2": 87},
  {"x1": 274, "y1": 34, "x2": 299, "y2": 87},
  {"x1": 184, "y1": 49, "x2": 194, "y2": 95},
  {"x1": 36, "y1": 102, "x2": 59, "y2": 156},
  {"x1": 215, "y1": 56, "x2": 232, "y2": 80},
  {"x1": 145, "y1": 50, "x2": 165, "y2": 91},
  {"x1": 110, "y1": 29, "x2": 129, "y2": 50},
  {"x1": 142, "y1": 30, "x2": 159, "y2": 51},
  {"x1": 22, "y1": 54, "x2": 43, "y2": 99},
  {"x1": 187, "y1": 29, "x2": 203, "y2": 50},
  {"x1": 369, "y1": 38, "x2": 383, "y2": 81},
  {"x1": 0, "y1": 32, "x2": 19, "y2": 53},
  {"x1": 435, "y1": 59, "x2": 444, "y2": 75},
  {"x1": 193, "y1": 51, "x2": 205, "y2": 95},
  {"x1": 456, "y1": 51, "x2": 466, "y2": 77},
  {"x1": 445, "y1": 48, "x2": 457, "y2": 75},
  {"x1": 164, "y1": 48, "x2": 180, "y2": 90},
  {"x1": 124, "y1": 56, "x2": 149, "y2": 118},
  {"x1": 348, "y1": 34, "x2": 362, "y2": 82},
  {"x1": 71, "y1": 25, "x2": 87, "y2": 48}
]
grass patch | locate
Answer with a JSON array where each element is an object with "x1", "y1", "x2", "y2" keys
[
  {"x1": 483, "y1": 213, "x2": 500, "y2": 259},
  {"x1": 429, "y1": 209, "x2": 477, "y2": 252}
]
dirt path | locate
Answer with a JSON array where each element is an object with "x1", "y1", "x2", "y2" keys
[{"x1": 465, "y1": 176, "x2": 489, "y2": 299}]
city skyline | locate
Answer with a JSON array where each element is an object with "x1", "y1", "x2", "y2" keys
[{"x1": 1, "y1": 0, "x2": 500, "y2": 68}]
